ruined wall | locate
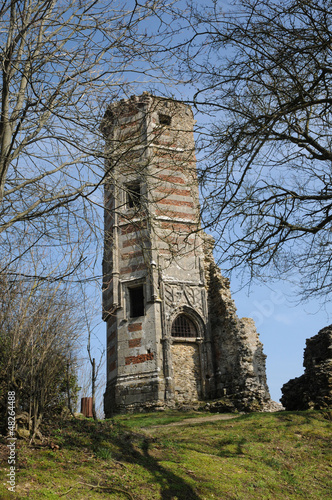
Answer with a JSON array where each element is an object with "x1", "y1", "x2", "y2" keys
[
  {"x1": 171, "y1": 343, "x2": 201, "y2": 402},
  {"x1": 204, "y1": 236, "x2": 271, "y2": 411},
  {"x1": 281, "y1": 325, "x2": 332, "y2": 410},
  {"x1": 102, "y1": 93, "x2": 271, "y2": 415}
]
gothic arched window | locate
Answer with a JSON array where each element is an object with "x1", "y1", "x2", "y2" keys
[{"x1": 171, "y1": 315, "x2": 197, "y2": 338}]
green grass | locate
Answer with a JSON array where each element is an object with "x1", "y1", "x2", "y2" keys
[
  {"x1": 113, "y1": 409, "x2": 206, "y2": 429},
  {"x1": 0, "y1": 410, "x2": 331, "y2": 499}
]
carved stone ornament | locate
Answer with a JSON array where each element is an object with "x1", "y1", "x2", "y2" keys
[{"x1": 163, "y1": 283, "x2": 204, "y2": 316}]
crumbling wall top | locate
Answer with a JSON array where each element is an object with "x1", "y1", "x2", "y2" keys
[{"x1": 100, "y1": 92, "x2": 194, "y2": 135}]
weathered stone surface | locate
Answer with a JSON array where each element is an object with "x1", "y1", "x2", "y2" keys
[
  {"x1": 281, "y1": 325, "x2": 332, "y2": 410},
  {"x1": 102, "y1": 94, "x2": 272, "y2": 415},
  {"x1": 204, "y1": 237, "x2": 271, "y2": 411},
  {"x1": 171, "y1": 343, "x2": 201, "y2": 402}
]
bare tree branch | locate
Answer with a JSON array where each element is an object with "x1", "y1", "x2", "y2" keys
[{"x1": 179, "y1": 0, "x2": 332, "y2": 302}]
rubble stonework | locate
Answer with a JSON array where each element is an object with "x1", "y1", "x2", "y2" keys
[
  {"x1": 281, "y1": 325, "x2": 332, "y2": 410},
  {"x1": 204, "y1": 238, "x2": 270, "y2": 410},
  {"x1": 102, "y1": 93, "x2": 271, "y2": 415}
]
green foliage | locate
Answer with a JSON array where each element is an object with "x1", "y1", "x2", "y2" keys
[
  {"x1": 113, "y1": 410, "x2": 205, "y2": 429},
  {"x1": 95, "y1": 447, "x2": 113, "y2": 460}
]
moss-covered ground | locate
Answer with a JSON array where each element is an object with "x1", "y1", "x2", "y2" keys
[{"x1": 0, "y1": 410, "x2": 331, "y2": 499}]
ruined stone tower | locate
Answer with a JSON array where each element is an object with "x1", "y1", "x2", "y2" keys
[{"x1": 102, "y1": 93, "x2": 271, "y2": 415}]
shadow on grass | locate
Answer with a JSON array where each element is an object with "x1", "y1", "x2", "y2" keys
[
  {"x1": 275, "y1": 410, "x2": 326, "y2": 424},
  {"x1": 217, "y1": 436, "x2": 247, "y2": 457},
  {"x1": 57, "y1": 418, "x2": 201, "y2": 500}
]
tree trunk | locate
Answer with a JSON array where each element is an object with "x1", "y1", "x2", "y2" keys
[{"x1": 92, "y1": 358, "x2": 97, "y2": 420}]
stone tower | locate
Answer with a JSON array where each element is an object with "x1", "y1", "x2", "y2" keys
[{"x1": 102, "y1": 93, "x2": 271, "y2": 415}]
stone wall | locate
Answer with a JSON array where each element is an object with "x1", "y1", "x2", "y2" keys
[
  {"x1": 171, "y1": 342, "x2": 201, "y2": 402},
  {"x1": 204, "y1": 235, "x2": 271, "y2": 411},
  {"x1": 102, "y1": 93, "x2": 272, "y2": 415},
  {"x1": 281, "y1": 325, "x2": 332, "y2": 410}
]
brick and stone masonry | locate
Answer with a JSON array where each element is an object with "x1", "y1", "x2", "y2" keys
[{"x1": 101, "y1": 93, "x2": 271, "y2": 415}]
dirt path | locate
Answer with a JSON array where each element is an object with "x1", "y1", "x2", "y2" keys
[{"x1": 145, "y1": 413, "x2": 241, "y2": 430}]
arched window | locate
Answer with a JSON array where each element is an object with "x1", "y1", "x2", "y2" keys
[{"x1": 171, "y1": 315, "x2": 197, "y2": 338}]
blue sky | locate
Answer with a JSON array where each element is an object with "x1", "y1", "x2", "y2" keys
[
  {"x1": 164, "y1": 0, "x2": 332, "y2": 403},
  {"x1": 91, "y1": 92, "x2": 331, "y2": 405},
  {"x1": 230, "y1": 278, "x2": 330, "y2": 401},
  {"x1": 88, "y1": 0, "x2": 331, "y2": 407}
]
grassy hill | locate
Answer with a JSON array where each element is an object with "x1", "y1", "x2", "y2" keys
[{"x1": 0, "y1": 410, "x2": 331, "y2": 499}]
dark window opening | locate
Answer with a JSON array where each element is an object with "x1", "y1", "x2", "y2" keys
[
  {"x1": 158, "y1": 113, "x2": 171, "y2": 126},
  {"x1": 171, "y1": 315, "x2": 197, "y2": 338},
  {"x1": 126, "y1": 183, "x2": 141, "y2": 209},
  {"x1": 129, "y1": 286, "x2": 144, "y2": 317}
]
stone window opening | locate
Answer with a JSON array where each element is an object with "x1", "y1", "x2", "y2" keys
[
  {"x1": 158, "y1": 113, "x2": 172, "y2": 126},
  {"x1": 171, "y1": 314, "x2": 197, "y2": 338},
  {"x1": 128, "y1": 285, "x2": 145, "y2": 318},
  {"x1": 125, "y1": 182, "x2": 141, "y2": 209}
]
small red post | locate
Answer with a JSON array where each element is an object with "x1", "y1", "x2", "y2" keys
[{"x1": 81, "y1": 397, "x2": 93, "y2": 418}]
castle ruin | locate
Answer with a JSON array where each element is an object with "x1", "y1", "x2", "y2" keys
[{"x1": 101, "y1": 93, "x2": 271, "y2": 415}]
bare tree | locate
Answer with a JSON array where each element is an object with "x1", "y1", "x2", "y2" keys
[
  {"x1": 179, "y1": 0, "x2": 332, "y2": 302},
  {"x1": 83, "y1": 293, "x2": 105, "y2": 421},
  {"x1": 0, "y1": 264, "x2": 82, "y2": 440},
  {"x1": 77, "y1": 355, "x2": 106, "y2": 419},
  {"x1": 0, "y1": 0, "x2": 175, "y2": 280}
]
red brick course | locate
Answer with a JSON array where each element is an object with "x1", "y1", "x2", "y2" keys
[
  {"x1": 125, "y1": 353, "x2": 154, "y2": 365},
  {"x1": 157, "y1": 198, "x2": 194, "y2": 208},
  {"x1": 155, "y1": 187, "x2": 191, "y2": 196},
  {"x1": 109, "y1": 360, "x2": 116, "y2": 372},
  {"x1": 108, "y1": 345, "x2": 116, "y2": 357},
  {"x1": 120, "y1": 118, "x2": 140, "y2": 129},
  {"x1": 158, "y1": 174, "x2": 186, "y2": 185},
  {"x1": 154, "y1": 150, "x2": 190, "y2": 161},
  {"x1": 156, "y1": 208, "x2": 196, "y2": 220},
  {"x1": 107, "y1": 316, "x2": 117, "y2": 329},
  {"x1": 159, "y1": 221, "x2": 198, "y2": 232},
  {"x1": 128, "y1": 323, "x2": 142, "y2": 332},
  {"x1": 120, "y1": 221, "x2": 147, "y2": 235},
  {"x1": 128, "y1": 338, "x2": 141, "y2": 348},
  {"x1": 107, "y1": 330, "x2": 116, "y2": 341},
  {"x1": 121, "y1": 250, "x2": 143, "y2": 261},
  {"x1": 122, "y1": 237, "x2": 148, "y2": 248}
]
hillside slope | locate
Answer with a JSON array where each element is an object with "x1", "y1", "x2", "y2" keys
[{"x1": 0, "y1": 410, "x2": 331, "y2": 499}]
